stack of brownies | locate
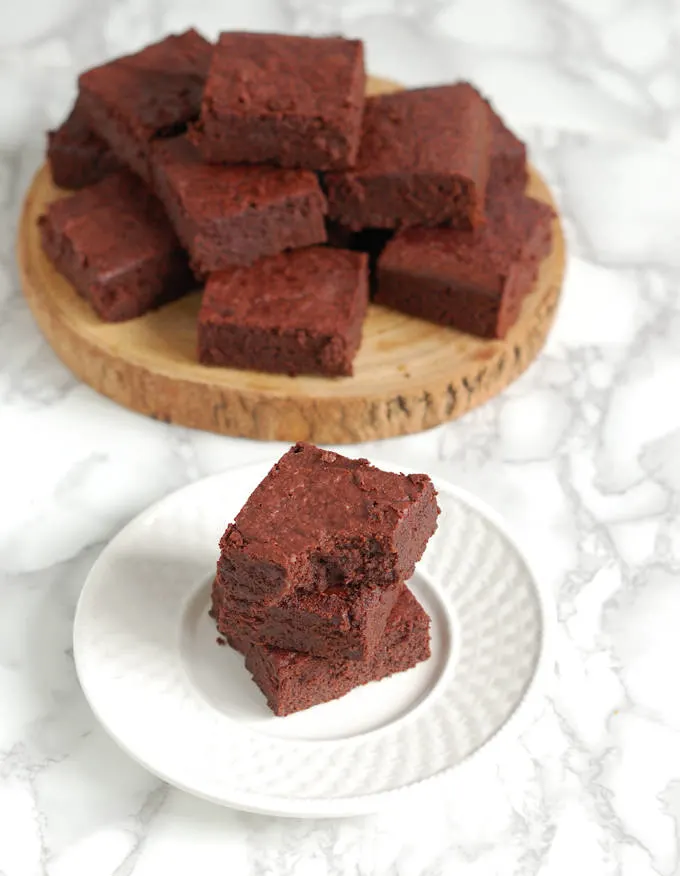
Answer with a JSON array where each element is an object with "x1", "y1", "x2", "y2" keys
[
  {"x1": 40, "y1": 28, "x2": 554, "y2": 377},
  {"x1": 210, "y1": 443, "x2": 439, "y2": 716}
]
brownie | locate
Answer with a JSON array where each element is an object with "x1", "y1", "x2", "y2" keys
[
  {"x1": 324, "y1": 84, "x2": 491, "y2": 231},
  {"x1": 375, "y1": 187, "x2": 554, "y2": 339},
  {"x1": 487, "y1": 100, "x2": 527, "y2": 193},
  {"x1": 218, "y1": 442, "x2": 439, "y2": 606},
  {"x1": 198, "y1": 247, "x2": 368, "y2": 377},
  {"x1": 47, "y1": 97, "x2": 122, "y2": 189},
  {"x1": 150, "y1": 136, "x2": 327, "y2": 275},
  {"x1": 38, "y1": 170, "x2": 194, "y2": 322},
  {"x1": 212, "y1": 575, "x2": 402, "y2": 661},
  {"x1": 78, "y1": 29, "x2": 212, "y2": 184},
  {"x1": 190, "y1": 32, "x2": 365, "y2": 170},
  {"x1": 225, "y1": 586, "x2": 431, "y2": 716}
]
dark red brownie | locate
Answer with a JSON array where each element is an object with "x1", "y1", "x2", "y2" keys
[
  {"x1": 78, "y1": 29, "x2": 212, "y2": 184},
  {"x1": 487, "y1": 100, "x2": 527, "y2": 193},
  {"x1": 38, "y1": 170, "x2": 194, "y2": 322},
  {"x1": 226, "y1": 586, "x2": 431, "y2": 716},
  {"x1": 218, "y1": 443, "x2": 439, "y2": 606},
  {"x1": 375, "y1": 188, "x2": 554, "y2": 339},
  {"x1": 198, "y1": 247, "x2": 368, "y2": 377},
  {"x1": 190, "y1": 32, "x2": 365, "y2": 170},
  {"x1": 212, "y1": 575, "x2": 402, "y2": 661},
  {"x1": 47, "y1": 97, "x2": 122, "y2": 189},
  {"x1": 324, "y1": 84, "x2": 491, "y2": 231},
  {"x1": 150, "y1": 136, "x2": 327, "y2": 275}
]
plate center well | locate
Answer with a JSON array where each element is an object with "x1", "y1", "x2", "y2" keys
[{"x1": 180, "y1": 571, "x2": 454, "y2": 742}]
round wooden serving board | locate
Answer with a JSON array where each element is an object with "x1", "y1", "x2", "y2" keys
[{"x1": 18, "y1": 76, "x2": 565, "y2": 444}]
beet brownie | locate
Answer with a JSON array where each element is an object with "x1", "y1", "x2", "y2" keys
[
  {"x1": 47, "y1": 97, "x2": 122, "y2": 189},
  {"x1": 225, "y1": 586, "x2": 431, "y2": 716},
  {"x1": 38, "y1": 170, "x2": 194, "y2": 322},
  {"x1": 212, "y1": 576, "x2": 402, "y2": 661},
  {"x1": 324, "y1": 83, "x2": 491, "y2": 231},
  {"x1": 150, "y1": 136, "x2": 327, "y2": 275},
  {"x1": 78, "y1": 29, "x2": 212, "y2": 184},
  {"x1": 198, "y1": 247, "x2": 368, "y2": 376},
  {"x1": 375, "y1": 188, "x2": 554, "y2": 339},
  {"x1": 218, "y1": 442, "x2": 439, "y2": 606},
  {"x1": 190, "y1": 32, "x2": 365, "y2": 170}
]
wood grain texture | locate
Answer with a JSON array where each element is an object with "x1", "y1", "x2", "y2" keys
[{"x1": 17, "y1": 76, "x2": 566, "y2": 444}]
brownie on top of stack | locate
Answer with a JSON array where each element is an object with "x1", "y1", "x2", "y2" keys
[{"x1": 211, "y1": 442, "x2": 439, "y2": 716}]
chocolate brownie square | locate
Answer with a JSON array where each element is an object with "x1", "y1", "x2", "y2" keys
[
  {"x1": 47, "y1": 97, "x2": 122, "y2": 189},
  {"x1": 78, "y1": 29, "x2": 212, "y2": 184},
  {"x1": 198, "y1": 247, "x2": 368, "y2": 377},
  {"x1": 190, "y1": 32, "x2": 365, "y2": 170},
  {"x1": 38, "y1": 171, "x2": 195, "y2": 322},
  {"x1": 375, "y1": 187, "x2": 554, "y2": 339},
  {"x1": 225, "y1": 586, "x2": 431, "y2": 716},
  {"x1": 213, "y1": 576, "x2": 402, "y2": 661},
  {"x1": 218, "y1": 443, "x2": 439, "y2": 606},
  {"x1": 324, "y1": 83, "x2": 491, "y2": 231},
  {"x1": 150, "y1": 136, "x2": 327, "y2": 274}
]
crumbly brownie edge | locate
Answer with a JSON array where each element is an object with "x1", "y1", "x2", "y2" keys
[
  {"x1": 375, "y1": 266, "x2": 504, "y2": 338},
  {"x1": 186, "y1": 182, "x2": 327, "y2": 274},
  {"x1": 391, "y1": 475, "x2": 440, "y2": 581},
  {"x1": 198, "y1": 320, "x2": 356, "y2": 377},
  {"x1": 213, "y1": 575, "x2": 403, "y2": 660},
  {"x1": 325, "y1": 172, "x2": 479, "y2": 232}
]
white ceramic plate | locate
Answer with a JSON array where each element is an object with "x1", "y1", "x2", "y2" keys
[{"x1": 73, "y1": 454, "x2": 551, "y2": 818}]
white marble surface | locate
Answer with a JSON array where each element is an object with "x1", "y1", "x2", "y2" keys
[{"x1": 1, "y1": 0, "x2": 679, "y2": 872}]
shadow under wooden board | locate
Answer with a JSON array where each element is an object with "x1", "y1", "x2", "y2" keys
[{"x1": 17, "y1": 75, "x2": 565, "y2": 444}]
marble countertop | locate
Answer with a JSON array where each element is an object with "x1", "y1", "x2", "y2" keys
[{"x1": 2, "y1": 0, "x2": 679, "y2": 872}]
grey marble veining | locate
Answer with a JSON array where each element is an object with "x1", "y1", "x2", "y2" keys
[{"x1": 1, "y1": 0, "x2": 680, "y2": 873}]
